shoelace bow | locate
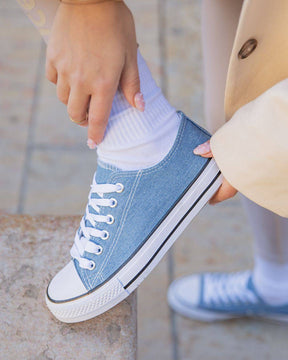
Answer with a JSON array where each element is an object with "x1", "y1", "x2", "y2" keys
[
  {"x1": 70, "y1": 179, "x2": 123, "y2": 270},
  {"x1": 204, "y1": 271, "x2": 257, "y2": 305}
]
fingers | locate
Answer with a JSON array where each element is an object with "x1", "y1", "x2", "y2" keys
[
  {"x1": 194, "y1": 140, "x2": 213, "y2": 158},
  {"x1": 56, "y1": 75, "x2": 70, "y2": 105},
  {"x1": 46, "y1": 51, "x2": 70, "y2": 106},
  {"x1": 87, "y1": 87, "x2": 116, "y2": 148},
  {"x1": 45, "y1": 61, "x2": 57, "y2": 84},
  {"x1": 67, "y1": 87, "x2": 90, "y2": 126},
  {"x1": 46, "y1": 52, "x2": 70, "y2": 104},
  {"x1": 209, "y1": 178, "x2": 238, "y2": 205},
  {"x1": 120, "y1": 52, "x2": 144, "y2": 111},
  {"x1": 46, "y1": 60, "x2": 89, "y2": 125},
  {"x1": 194, "y1": 140, "x2": 237, "y2": 203},
  {"x1": 46, "y1": 66, "x2": 89, "y2": 127}
]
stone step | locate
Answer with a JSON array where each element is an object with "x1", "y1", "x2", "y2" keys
[{"x1": 0, "y1": 215, "x2": 137, "y2": 360}]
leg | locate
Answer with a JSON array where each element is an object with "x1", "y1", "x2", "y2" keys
[
  {"x1": 18, "y1": 0, "x2": 223, "y2": 322},
  {"x1": 201, "y1": 0, "x2": 243, "y2": 133},
  {"x1": 242, "y1": 196, "x2": 288, "y2": 305},
  {"x1": 203, "y1": 0, "x2": 288, "y2": 306},
  {"x1": 168, "y1": 0, "x2": 288, "y2": 322}
]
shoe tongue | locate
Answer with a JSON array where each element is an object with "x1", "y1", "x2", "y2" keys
[
  {"x1": 247, "y1": 276, "x2": 263, "y2": 302},
  {"x1": 85, "y1": 164, "x2": 116, "y2": 227},
  {"x1": 247, "y1": 276, "x2": 254, "y2": 291},
  {"x1": 94, "y1": 163, "x2": 115, "y2": 184}
]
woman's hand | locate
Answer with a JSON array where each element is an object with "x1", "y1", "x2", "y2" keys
[
  {"x1": 45, "y1": 1, "x2": 143, "y2": 148},
  {"x1": 194, "y1": 140, "x2": 238, "y2": 204}
]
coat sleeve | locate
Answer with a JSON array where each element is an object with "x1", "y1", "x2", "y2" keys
[{"x1": 210, "y1": 78, "x2": 288, "y2": 217}]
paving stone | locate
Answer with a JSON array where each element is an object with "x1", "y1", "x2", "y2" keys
[
  {"x1": 0, "y1": 4, "x2": 42, "y2": 213},
  {"x1": 0, "y1": 144, "x2": 25, "y2": 213},
  {"x1": 138, "y1": 254, "x2": 173, "y2": 360},
  {"x1": 166, "y1": 0, "x2": 204, "y2": 124},
  {"x1": 127, "y1": 0, "x2": 161, "y2": 85},
  {"x1": 0, "y1": 0, "x2": 19, "y2": 10},
  {"x1": 177, "y1": 316, "x2": 288, "y2": 360},
  {"x1": 24, "y1": 149, "x2": 97, "y2": 215},
  {"x1": 0, "y1": 214, "x2": 137, "y2": 360}
]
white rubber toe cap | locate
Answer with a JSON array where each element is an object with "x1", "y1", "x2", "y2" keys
[
  {"x1": 167, "y1": 274, "x2": 201, "y2": 318},
  {"x1": 176, "y1": 275, "x2": 200, "y2": 305},
  {"x1": 169, "y1": 274, "x2": 200, "y2": 307},
  {"x1": 47, "y1": 260, "x2": 87, "y2": 302}
]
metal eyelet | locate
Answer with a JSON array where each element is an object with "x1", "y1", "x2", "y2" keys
[
  {"x1": 106, "y1": 215, "x2": 115, "y2": 225},
  {"x1": 116, "y1": 183, "x2": 124, "y2": 193},
  {"x1": 109, "y1": 198, "x2": 118, "y2": 208},
  {"x1": 101, "y1": 230, "x2": 109, "y2": 240},
  {"x1": 96, "y1": 246, "x2": 103, "y2": 255},
  {"x1": 88, "y1": 261, "x2": 96, "y2": 270}
]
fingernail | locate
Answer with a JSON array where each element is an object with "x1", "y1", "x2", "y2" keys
[
  {"x1": 87, "y1": 139, "x2": 97, "y2": 150},
  {"x1": 134, "y1": 92, "x2": 145, "y2": 112},
  {"x1": 194, "y1": 141, "x2": 211, "y2": 155}
]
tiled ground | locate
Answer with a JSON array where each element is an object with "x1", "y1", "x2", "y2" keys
[{"x1": 1, "y1": 1, "x2": 288, "y2": 359}]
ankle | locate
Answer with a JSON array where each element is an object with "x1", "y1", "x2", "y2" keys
[
  {"x1": 97, "y1": 105, "x2": 181, "y2": 171},
  {"x1": 253, "y1": 256, "x2": 288, "y2": 305}
]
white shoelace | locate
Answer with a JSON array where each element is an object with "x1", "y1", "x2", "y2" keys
[
  {"x1": 70, "y1": 178, "x2": 124, "y2": 270},
  {"x1": 204, "y1": 271, "x2": 258, "y2": 305}
]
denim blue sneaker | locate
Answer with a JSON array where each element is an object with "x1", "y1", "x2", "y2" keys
[
  {"x1": 168, "y1": 271, "x2": 288, "y2": 322},
  {"x1": 45, "y1": 112, "x2": 222, "y2": 323}
]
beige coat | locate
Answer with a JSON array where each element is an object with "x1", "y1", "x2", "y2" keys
[{"x1": 210, "y1": 0, "x2": 288, "y2": 217}]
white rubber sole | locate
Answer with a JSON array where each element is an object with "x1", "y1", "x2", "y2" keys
[{"x1": 46, "y1": 159, "x2": 222, "y2": 323}]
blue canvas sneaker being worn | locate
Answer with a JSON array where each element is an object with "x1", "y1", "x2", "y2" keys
[
  {"x1": 168, "y1": 271, "x2": 288, "y2": 323},
  {"x1": 45, "y1": 112, "x2": 222, "y2": 323}
]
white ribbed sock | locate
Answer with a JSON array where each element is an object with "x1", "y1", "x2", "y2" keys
[
  {"x1": 253, "y1": 255, "x2": 288, "y2": 305},
  {"x1": 97, "y1": 50, "x2": 181, "y2": 170}
]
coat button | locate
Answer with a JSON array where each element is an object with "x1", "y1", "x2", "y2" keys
[{"x1": 238, "y1": 38, "x2": 258, "y2": 59}]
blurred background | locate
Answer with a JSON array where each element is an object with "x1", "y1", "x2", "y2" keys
[{"x1": 1, "y1": 0, "x2": 287, "y2": 359}]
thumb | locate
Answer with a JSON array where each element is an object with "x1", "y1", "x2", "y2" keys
[
  {"x1": 120, "y1": 55, "x2": 145, "y2": 112},
  {"x1": 193, "y1": 140, "x2": 213, "y2": 158}
]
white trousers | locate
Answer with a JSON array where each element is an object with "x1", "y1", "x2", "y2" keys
[{"x1": 202, "y1": 0, "x2": 288, "y2": 265}]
